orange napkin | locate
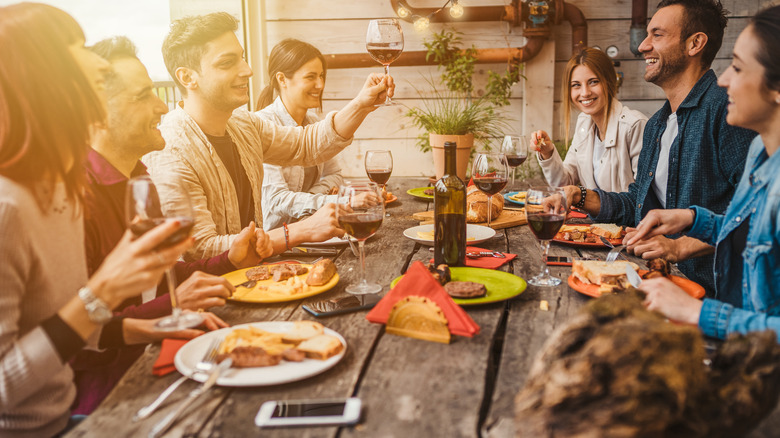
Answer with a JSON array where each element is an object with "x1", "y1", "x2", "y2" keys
[
  {"x1": 152, "y1": 338, "x2": 189, "y2": 376},
  {"x1": 366, "y1": 261, "x2": 479, "y2": 337},
  {"x1": 430, "y1": 247, "x2": 516, "y2": 269},
  {"x1": 568, "y1": 209, "x2": 588, "y2": 219}
]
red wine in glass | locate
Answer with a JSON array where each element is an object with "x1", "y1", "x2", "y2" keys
[
  {"x1": 366, "y1": 19, "x2": 403, "y2": 106},
  {"x1": 129, "y1": 217, "x2": 194, "y2": 250},
  {"x1": 473, "y1": 177, "x2": 508, "y2": 196},
  {"x1": 338, "y1": 212, "x2": 383, "y2": 240},
  {"x1": 527, "y1": 213, "x2": 566, "y2": 240},
  {"x1": 506, "y1": 155, "x2": 527, "y2": 168},
  {"x1": 366, "y1": 168, "x2": 392, "y2": 186},
  {"x1": 367, "y1": 46, "x2": 402, "y2": 64}
]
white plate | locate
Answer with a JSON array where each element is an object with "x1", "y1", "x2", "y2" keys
[
  {"x1": 299, "y1": 236, "x2": 350, "y2": 247},
  {"x1": 403, "y1": 224, "x2": 496, "y2": 246},
  {"x1": 174, "y1": 321, "x2": 347, "y2": 387}
]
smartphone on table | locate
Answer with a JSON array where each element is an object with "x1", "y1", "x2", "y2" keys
[
  {"x1": 303, "y1": 294, "x2": 380, "y2": 317},
  {"x1": 546, "y1": 256, "x2": 573, "y2": 266},
  {"x1": 255, "y1": 397, "x2": 361, "y2": 428}
]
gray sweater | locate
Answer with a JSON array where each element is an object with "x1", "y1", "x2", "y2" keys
[{"x1": 0, "y1": 176, "x2": 87, "y2": 437}]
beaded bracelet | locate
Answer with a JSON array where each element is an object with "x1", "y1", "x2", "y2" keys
[
  {"x1": 283, "y1": 222, "x2": 290, "y2": 251},
  {"x1": 574, "y1": 185, "x2": 587, "y2": 209}
]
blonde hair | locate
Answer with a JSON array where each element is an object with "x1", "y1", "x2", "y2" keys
[{"x1": 562, "y1": 48, "x2": 618, "y2": 144}]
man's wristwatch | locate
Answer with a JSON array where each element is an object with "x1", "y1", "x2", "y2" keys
[
  {"x1": 78, "y1": 286, "x2": 112, "y2": 324},
  {"x1": 574, "y1": 185, "x2": 587, "y2": 209}
]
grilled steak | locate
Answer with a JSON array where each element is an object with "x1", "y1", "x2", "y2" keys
[{"x1": 444, "y1": 281, "x2": 487, "y2": 298}]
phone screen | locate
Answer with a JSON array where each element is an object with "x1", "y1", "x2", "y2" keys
[
  {"x1": 271, "y1": 401, "x2": 347, "y2": 418},
  {"x1": 546, "y1": 256, "x2": 573, "y2": 266}
]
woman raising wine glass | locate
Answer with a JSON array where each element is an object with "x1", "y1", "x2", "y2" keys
[{"x1": 366, "y1": 18, "x2": 403, "y2": 106}]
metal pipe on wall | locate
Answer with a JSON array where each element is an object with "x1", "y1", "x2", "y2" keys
[{"x1": 630, "y1": 0, "x2": 648, "y2": 56}]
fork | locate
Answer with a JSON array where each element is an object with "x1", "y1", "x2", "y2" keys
[
  {"x1": 599, "y1": 236, "x2": 626, "y2": 263},
  {"x1": 133, "y1": 338, "x2": 221, "y2": 422}
]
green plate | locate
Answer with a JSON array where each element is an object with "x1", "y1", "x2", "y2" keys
[
  {"x1": 390, "y1": 267, "x2": 527, "y2": 306},
  {"x1": 407, "y1": 186, "x2": 434, "y2": 200}
]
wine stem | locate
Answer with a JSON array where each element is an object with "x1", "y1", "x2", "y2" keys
[
  {"x1": 511, "y1": 168, "x2": 516, "y2": 192},
  {"x1": 358, "y1": 240, "x2": 367, "y2": 285},
  {"x1": 165, "y1": 268, "x2": 181, "y2": 318},
  {"x1": 487, "y1": 194, "x2": 493, "y2": 227},
  {"x1": 383, "y1": 64, "x2": 391, "y2": 104},
  {"x1": 540, "y1": 240, "x2": 551, "y2": 279}
]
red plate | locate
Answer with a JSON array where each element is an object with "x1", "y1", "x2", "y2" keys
[
  {"x1": 552, "y1": 235, "x2": 623, "y2": 248},
  {"x1": 568, "y1": 270, "x2": 705, "y2": 299}
]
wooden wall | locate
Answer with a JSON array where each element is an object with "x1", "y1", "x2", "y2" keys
[{"x1": 172, "y1": 0, "x2": 765, "y2": 177}]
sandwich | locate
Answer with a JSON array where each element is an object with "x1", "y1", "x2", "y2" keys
[{"x1": 572, "y1": 260, "x2": 640, "y2": 293}]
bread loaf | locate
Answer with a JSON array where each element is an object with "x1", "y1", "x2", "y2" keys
[
  {"x1": 466, "y1": 185, "x2": 503, "y2": 223},
  {"x1": 296, "y1": 334, "x2": 344, "y2": 360},
  {"x1": 590, "y1": 224, "x2": 624, "y2": 239}
]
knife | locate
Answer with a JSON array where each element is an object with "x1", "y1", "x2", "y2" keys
[
  {"x1": 287, "y1": 247, "x2": 339, "y2": 256},
  {"x1": 625, "y1": 265, "x2": 643, "y2": 288},
  {"x1": 148, "y1": 358, "x2": 233, "y2": 438}
]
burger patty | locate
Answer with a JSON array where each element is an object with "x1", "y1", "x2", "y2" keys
[
  {"x1": 444, "y1": 281, "x2": 487, "y2": 298},
  {"x1": 246, "y1": 266, "x2": 271, "y2": 281}
]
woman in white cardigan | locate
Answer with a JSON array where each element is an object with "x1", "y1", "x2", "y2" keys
[
  {"x1": 531, "y1": 48, "x2": 647, "y2": 192},
  {"x1": 255, "y1": 39, "x2": 343, "y2": 230},
  {"x1": 0, "y1": 4, "x2": 189, "y2": 436}
]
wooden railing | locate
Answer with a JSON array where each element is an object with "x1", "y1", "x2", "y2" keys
[{"x1": 152, "y1": 81, "x2": 181, "y2": 111}]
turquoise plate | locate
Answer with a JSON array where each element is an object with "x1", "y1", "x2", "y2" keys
[
  {"x1": 390, "y1": 267, "x2": 527, "y2": 306},
  {"x1": 503, "y1": 191, "x2": 526, "y2": 206}
]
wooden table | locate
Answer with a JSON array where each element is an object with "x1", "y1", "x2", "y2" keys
[{"x1": 68, "y1": 177, "x2": 780, "y2": 438}]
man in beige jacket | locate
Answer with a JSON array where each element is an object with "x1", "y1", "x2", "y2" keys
[{"x1": 143, "y1": 12, "x2": 393, "y2": 261}]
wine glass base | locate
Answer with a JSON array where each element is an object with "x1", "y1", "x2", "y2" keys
[
  {"x1": 528, "y1": 275, "x2": 562, "y2": 287},
  {"x1": 154, "y1": 312, "x2": 204, "y2": 332},
  {"x1": 346, "y1": 282, "x2": 383, "y2": 295}
]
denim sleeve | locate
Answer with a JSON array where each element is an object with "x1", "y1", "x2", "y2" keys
[
  {"x1": 714, "y1": 107, "x2": 755, "y2": 188},
  {"x1": 592, "y1": 186, "x2": 637, "y2": 226},
  {"x1": 686, "y1": 206, "x2": 723, "y2": 246},
  {"x1": 699, "y1": 299, "x2": 780, "y2": 341}
]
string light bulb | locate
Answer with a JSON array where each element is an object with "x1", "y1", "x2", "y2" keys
[
  {"x1": 449, "y1": 1, "x2": 464, "y2": 18},
  {"x1": 397, "y1": 5, "x2": 410, "y2": 18},
  {"x1": 414, "y1": 16, "x2": 430, "y2": 32}
]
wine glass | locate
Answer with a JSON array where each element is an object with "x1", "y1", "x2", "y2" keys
[
  {"x1": 365, "y1": 150, "x2": 393, "y2": 197},
  {"x1": 366, "y1": 18, "x2": 403, "y2": 106},
  {"x1": 125, "y1": 175, "x2": 202, "y2": 331},
  {"x1": 525, "y1": 186, "x2": 568, "y2": 287},
  {"x1": 500, "y1": 135, "x2": 528, "y2": 193},
  {"x1": 336, "y1": 182, "x2": 384, "y2": 294},
  {"x1": 471, "y1": 153, "x2": 509, "y2": 228}
]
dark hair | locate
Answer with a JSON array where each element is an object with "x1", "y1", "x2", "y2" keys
[
  {"x1": 656, "y1": 0, "x2": 728, "y2": 69},
  {"x1": 256, "y1": 39, "x2": 327, "y2": 111},
  {"x1": 562, "y1": 48, "x2": 618, "y2": 143},
  {"x1": 749, "y1": 5, "x2": 780, "y2": 92},
  {"x1": 162, "y1": 12, "x2": 239, "y2": 96},
  {"x1": 90, "y1": 36, "x2": 139, "y2": 96},
  {"x1": 0, "y1": 2, "x2": 105, "y2": 209}
]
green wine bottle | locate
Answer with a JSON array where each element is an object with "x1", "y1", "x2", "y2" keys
[{"x1": 434, "y1": 141, "x2": 466, "y2": 266}]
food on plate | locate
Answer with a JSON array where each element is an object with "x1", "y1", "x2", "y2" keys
[
  {"x1": 296, "y1": 334, "x2": 345, "y2": 360},
  {"x1": 257, "y1": 275, "x2": 310, "y2": 295},
  {"x1": 444, "y1": 281, "x2": 487, "y2": 298},
  {"x1": 427, "y1": 262, "x2": 451, "y2": 285},
  {"x1": 642, "y1": 258, "x2": 672, "y2": 279},
  {"x1": 509, "y1": 191, "x2": 527, "y2": 203},
  {"x1": 572, "y1": 260, "x2": 640, "y2": 294},
  {"x1": 246, "y1": 266, "x2": 271, "y2": 281},
  {"x1": 216, "y1": 321, "x2": 342, "y2": 368},
  {"x1": 466, "y1": 185, "x2": 503, "y2": 223},
  {"x1": 306, "y1": 258, "x2": 337, "y2": 286},
  {"x1": 423, "y1": 188, "x2": 434, "y2": 196},
  {"x1": 281, "y1": 320, "x2": 325, "y2": 343},
  {"x1": 555, "y1": 223, "x2": 625, "y2": 244}
]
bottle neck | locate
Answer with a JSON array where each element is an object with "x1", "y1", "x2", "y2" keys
[{"x1": 444, "y1": 145, "x2": 457, "y2": 176}]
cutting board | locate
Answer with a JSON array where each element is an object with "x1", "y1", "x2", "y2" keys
[{"x1": 412, "y1": 209, "x2": 527, "y2": 230}]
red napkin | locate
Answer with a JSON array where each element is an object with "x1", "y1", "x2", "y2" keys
[
  {"x1": 429, "y1": 247, "x2": 515, "y2": 269},
  {"x1": 366, "y1": 261, "x2": 479, "y2": 337},
  {"x1": 568, "y1": 209, "x2": 588, "y2": 219},
  {"x1": 152, "y1": 338, "x2": 189, "y2": 376}
]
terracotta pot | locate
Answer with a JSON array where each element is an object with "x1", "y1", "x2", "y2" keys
[{"x1": 430, "y1": 133, "x2": 473, "y2": 181}]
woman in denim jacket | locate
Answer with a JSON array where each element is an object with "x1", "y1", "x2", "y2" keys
[{"x1": 626, "y1": 5, "x2": 780, "y2": 341}]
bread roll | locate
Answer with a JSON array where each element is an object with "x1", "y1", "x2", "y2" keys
[
  {"x1": 306, "y1": 259, "x2": 337, "y2": 286},
  {"x1": 281, "y1": 320, "x2": 324, "y2": 344},
  {"x1": 466, "y1": 185, "x2": 503, "y2": 223}
]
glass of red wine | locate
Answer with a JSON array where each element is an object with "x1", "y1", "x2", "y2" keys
[
  {"x1": 365, "y1": 150, "x2": 393, "y2": 200},
  {"x1": 525, "y1": 186, "x2": 568, "y2": 286},
  {"x1": 501, "y1": 135, "x2": 528, "y2": 193},
  {"x1": 336, "y1": 181, "x2": 384, "y2": 294},
  {"x1": 125, "y1": 175, "x2": 202, "y2": 331},
  {"x1": 471, "y1": 152, "x2": 509, "y2": 228},
  {"x1": 366, "y1": 18, "x2": 403, "y2": 106}
]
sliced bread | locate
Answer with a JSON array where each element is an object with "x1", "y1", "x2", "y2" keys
[
  {"x1": 572, "y1": 260, "x2": 639, "y2": 287},
  {"x1": 281, "y1": 320, "x2": 324, "y2": 344},
  {"x1": 590, "y1": 223, "x2": 624, "y2": 239},
  {"x1": 296, "y1": 334, "x2": 344, "y2": 360}
]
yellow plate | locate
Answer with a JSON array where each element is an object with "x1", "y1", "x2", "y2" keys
[{"x1": 223, "y1": 264, "x2": 340, "y2": 303}]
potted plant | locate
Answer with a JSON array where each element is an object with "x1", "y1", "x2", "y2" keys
[{"x1": 405, "y1": 30, "x2": 519, "y2": 180}]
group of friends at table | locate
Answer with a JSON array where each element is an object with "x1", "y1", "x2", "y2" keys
[{"x1": 0, "y1": 0, "x2": 779, "y2": 436}]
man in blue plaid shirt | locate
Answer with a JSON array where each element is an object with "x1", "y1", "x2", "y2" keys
[{"x1": 561, "y1": 0, "x2": 756, "y2": 295}]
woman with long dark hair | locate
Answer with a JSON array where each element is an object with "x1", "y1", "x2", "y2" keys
[
  {"x1": 629, "y1": 5, "x2": 780, "y2": 340},
  {"x1": 531, "y1": 48, "x2": 647, "y2": 192},
  {"x1": 255, "y1": 39, "x2": 344, "y2": 230},
  {"x1": 0, "y1": 4, "x2": 189, "y2": 436}
]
